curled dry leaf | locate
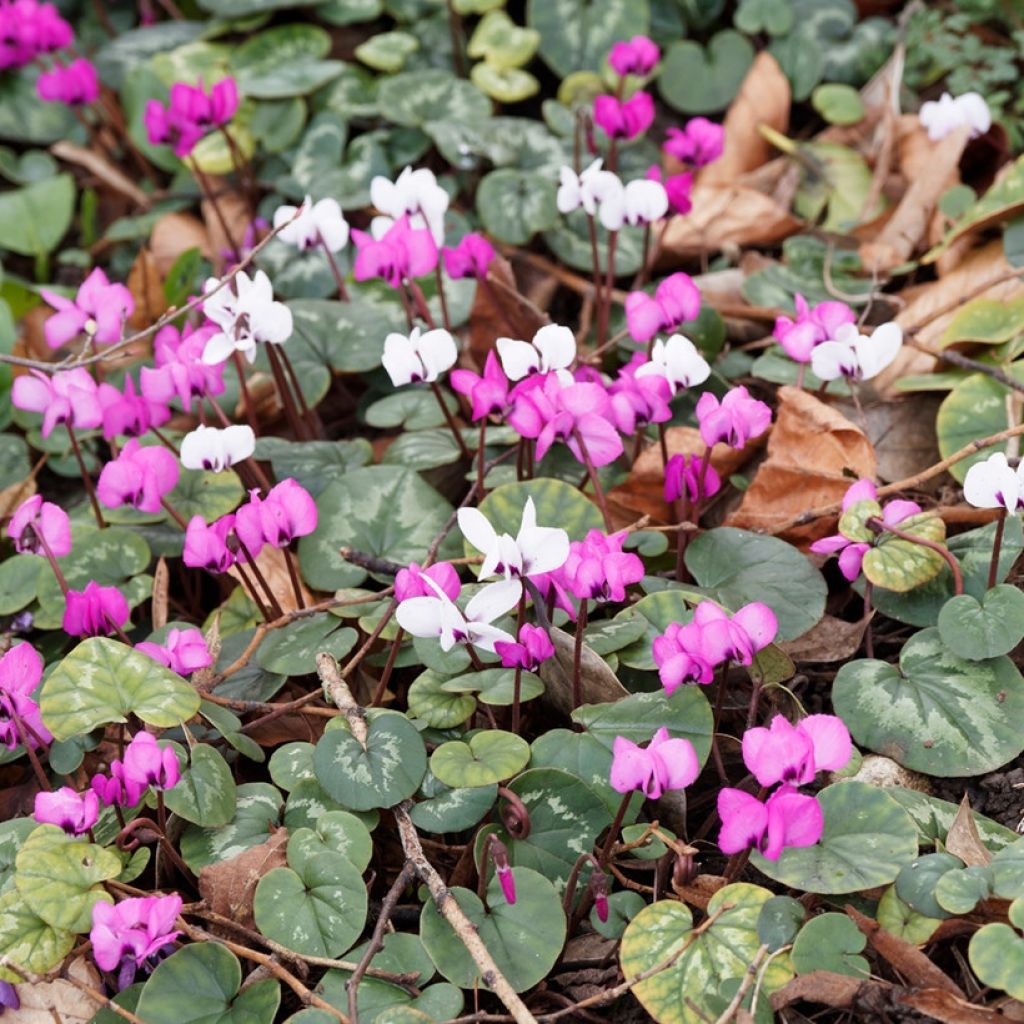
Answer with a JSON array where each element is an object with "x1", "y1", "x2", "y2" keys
[
  {"x1": 698, "y1": 52, "x2": 791, "y2": 187},
  {"x1": 607, "y1": 426, "x2": 754, "y2": 527},
  {"x1": 900, "y1": 989, "x2": 1011, "y2": 1024},
  {"x1": 14, "y1": 955, "x2": 103, "y2": 1023},
  {"x1": 199, "y1": 828, "x2": 289, "y2": 933},
  {"x1": 728, "y1": 386, "x2": 876, "y2": 543},
  {"x1": 227, "y1": 544, "x2": 315, "y2": 615},
  {"x1": 770, "y1": 971, "x2": 881, "y2": 1011},
  {"x1": 945, "y1": 794, "x2": 994, "y2": 868}
]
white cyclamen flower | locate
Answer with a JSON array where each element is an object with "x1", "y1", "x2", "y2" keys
[
  {"x1": 496, "y1": 324, "x2": 576, "y2": 382},
  {"x1": 963, "y1": 452, "x2": 1024, "y2": 513},
  {"x1": 180, "y1": 424, "x2": 256, "y2": 473},
  {"x1": 370, "y1": 166, "x2": 449, "y2": 246},
  {"x1": 810, "y1": 322, "x2": 903, "y2": 382},
  {"x1": 557, "y1": 159, "x2": 623, "y2": 217},
  {"x1": 919, "y1": 91, "x2": 991, "y2": 142},
  {"x1": 458, "y1": 496, "x2": 570, "y2": 582},
  {"x1": 600, "y1": 178, "x2": 668, "y2": 231},
  {"x1": 635, "y1": 334, "x2": 711, "y2": 393},
  {"x1": 396, "y1": 575, "x2": 521, "y2": 653},
  {"x1": 273, "y1": 195, "x2": 349, "y2": 253},
  {"x1": 382, "y1": 327, "x2": 458, "y2": 387},
  {"x1": 202, "y1": 270, "x2": 293, "y2": 365}
]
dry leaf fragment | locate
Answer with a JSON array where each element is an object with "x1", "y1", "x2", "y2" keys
[
  {"x1": 14, "y1": 956, "x2": 103, "y2": 1023},
  {"x1": 126, "y1": 248, "x2": 167, "y2": 329},
  {"x1": 770, "y1": 971, "x2": 878, "y2": 1010},
  {"x1": 227, "y1": 545, "x2": 314, "y2": 615},
  {"x1": 199, "y1": 828, "x2": 289, "y2": 932},
  {"x1": 149, "y1": 212, "x2": 212, "y2": 278},
  {"x1": 900, "y1": 989, "x2": 1010, "y2": 1024},
  {"x1": 151, "y1": 557, "x2": 169, "y2": 631},
  {"x1": 945, "y1": 794, "x2": 994, "y2": 867},
  {"x1": 728, "y1": 386, "x2": 876, "y2": 543},
  {"x1": 538, "y1": 626, "x2": 627, "y2": 716},
  {"x1": 779, "y1": 615, "x2": 866, "y2": 663}
]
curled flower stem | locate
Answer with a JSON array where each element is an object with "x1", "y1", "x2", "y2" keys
[
  {"x1": 989, "y1": 507, "x2": 1007, "y2": 590},
  {"x1": 497, "y1": 786, "x2": 532, "y2": 840},
  {"x1": 571, "y1": 427, "x2": 612, "y2": 531},
  {"x1": 868, "y1": 516, "x2": 964, "y2": 595},
  {"x1": 65, "y1": 422, "x2": 105, "y2": 528}
]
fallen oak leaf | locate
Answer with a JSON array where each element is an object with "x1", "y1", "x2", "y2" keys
[{"x1": 945, "y1": 794, "x2": 994, "y2": 868}]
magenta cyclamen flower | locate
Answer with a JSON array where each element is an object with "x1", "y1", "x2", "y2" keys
[
  {"x1": 145, "y1": 78, "x2": 238, "y2": 158},
  {"x1": 91, "y1": 761, "x2": 132, "y2": 808},
  {"x1": 663, "y1": 117, "x2": 725, "y2": 168},
  {"x1": 140, "y1": 323, "x2": 224, "y2": 412},
  {"x1": 97, "y1": 376, "x2": 171, "y2": 441},
  {"x1": 12, "y1": 367, "x2": 102, "y2": 438},
  {"x1": 443, "y1": 233, "x2": 495, "y2": 280},
  {"x1": 234, "y1": 479, "x2": 317, "y2": 552},
  {"x1": 183, "y1": 514, "x2": 236, "y2": 573},
  {"x1": 451, "y1": 351, "x2": 510, "y2": 421},
  {"x1": 0, "y1": 642, "x2": 51, "y2": 751},
  {"x1": 695, "y1": 386, "x2": 772, "y2": 449},
  {"x1": 652, "y1": 620, "x2": 716, "y2": 691},
  {"x1": 508, "y1": 375, "x2": 624, "y2": 467},
  {"x1": 718, "y1": 784, "x2": 822, "y2": 860},
  {"x1": 692, "y1": 600, "x2": 777, "y2": 666},
  {"x1": 122, "y1": 731, "x2": 180, "y2": 800},
  {"x1": 809, "y1": 478, "x2": 921, "y2": 582},
  {"x1": 594, "y1": 92, "x2": 655, "y2": 141},
  {"x1": 351, "y1": 215, "x2": 438, "y2": 288},
  {"x1": 624, "y1": 272, "x2": 701, "y2": 343},
  {"x1": 0, "y1": 1, "x2": 72, "y2": 70},
  {"x1": 34, "y1": 787, "x2": 99, "y2": 835},
  {"x1": 646, "y1": 166, "x2": 693, "y2": 215},
  {"x1": 394, "y1": 561, "x2": 461, "y2": 602},
  {"x1": 742, "y1": 714, "x2": 852, "y2": 788},
  {"x1": 608, "y1": 353, "x2": 672, "y2": 435},
  {"x1": 609, "y1": 36, "x2": 660, "y2": 77},
  {"x1": 97, "y1": 440, "x2": 179, "y2": 515},
  {"x1": 90, "y1": 894, "x2": 182, "y2": 990},
  {"x1": 494, "y1": 623, "x2": 555, "y2": 672},
  {"x1": 136, "y1": 628, "x2": 213, "y2": 677},
  {"x1": 561, "y1": 530, "x2": 645, "y2": 603},
  {"x1": 63, "y1": 581, "x2": 130, "y2": 638},
  {"x1": 40, "y1": 268, "x2": 134, "y2": 350},
  {"x1": 611, "y1": 727, "x2": 699, "y2": 799},
  {"x1": 8, "y1": 494, "x2": 71, "y2": 557},
  {"x1": 664, "y1": 453, "x2": 720, "y2": 505},
  {"x1": 773, "y1": 294, "x2": 856, "y2": 364},
  {"x1": 37, "y1": 57, "x2": 99, "y2": 106}
]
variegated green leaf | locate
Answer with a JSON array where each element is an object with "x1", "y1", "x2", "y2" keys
[
  {"x1": 163, "y1": 744, "x2": 237, "y2": 827},
  {"x1": 862, "y1": 512, "x2": 947, "y2": 592},
  {"x1": 0, "y1": 889, "x2": 74, "y2": 983},
  {"x1": 430, "y1": 730, "x2": 529, "y2": 788}
]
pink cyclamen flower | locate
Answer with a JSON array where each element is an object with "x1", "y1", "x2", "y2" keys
[
  {"x1": 234, "y1": 479, "x2": 317, "y2": 551},
  {"x1": 40, "y1": 268, "x2": 134, "y2": 350},
  {"x1": 183, "y1": 514, "x2": 236, "y2": 573},
  {"x1": 624, "y1": 272, "x2": 701, "y2": 343},
  {"x1": 718, "y1": 785, "x2": 823, "y2": 860},
  {"x1": 664, "y1": 453, "x2": 720, "y2": 505},
  {"x1": 608, "y1": 353, "x2": 672, "y2": 435},
  {"x1": 773, "y1": 294, "x2": 856, "y2": 364},
  {"x1": 90, "y1": 894, "x2": 182, "y2": 990},
  {"x1": 0, "y1": 1, "x2": 72, "y2": 69},
  {"x1": 63, "y1": 581, "x2": 130, "y2": 638},
  {"x1": 12, "y1": 367, "x2": 102, "y2": 438},
  {"x1": 98, "y1": 376, "x2": 171, "y2": 441},
  {"x1": 351, "y1": 215, "x2": 438, "y2": 288},
  {"x1": 692, "y1": 600, "x2": 777, "y2": 666},
  {"x1": 609, "y1": 36, "x2": 660, "y2": 77},
  {"x1": 140, "y1": 323, "x2": 224, "y2": 412},
  {"x1": 451, "y1": 351, "x2": 510, "y2": 421},
  {"x1": 594, "y1": 92, "x2": 655, "y2": 141},
  {"x1": 121, "y1": 731, "x2": 180, "y2": 803},
  {"x1": 742, "y1": 714, "x2": 852, "y2": 788},
  {"x1": 8, "y1": 494, "x2": 71, "y2": 556},
  {"x1": 37, "y1": 57, "x2": 99, "y2": 105},
  {"x1": 394, "y1": 561, "x2": 461, "y2": 603},
  {"x1": 646, "y1": 166, "x2": 693, "y2": 214},
  {"x1": 663, "y1": 117, "x2": 725, "y2": 168},
  {"x1": 561, "y1": 530, "x2": 645, "y2": 603},
  {"x1": 91, "y1": 761, "x2": 131, "y2": 808},
  {"x1": 145, "y1": 78, "x2": 238, "y2": 158},
  {"x1": 652, "y1": 620, "x2": 716, "y2": 691},
  {"x1": 34, "y1": 786, "x2": 99, "y2": 835},
  {"x1": 97, "y1": 439, "x2": 179, "y2": 514},
  {"x1": 494, "y1": 623, "x2": 555, "y2": 672},
  {"x1": 809, "y1": 478, "x2": 921, "y2": 582},
  {"x1": 695, "y1": 386, "x2": 772, "y2": 449},
  {"x1": 611, "y1": 727, "x2": 700, "y2": 800},
  {"x1": 443, "y1": 233, "x2": 495, "y2": 280},
  {"x1": 0, "y1": 642, "x2": 50, "y2": 751},
  {"x1": 136, "y1": 628, "x2": 213, "y2": 677}
]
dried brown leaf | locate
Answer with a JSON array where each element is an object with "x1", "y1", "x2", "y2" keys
[
  {"x1": 699, "y1": 52, "x2": 790, "y2": 187},
  {"x1": 15, "y1": 956, "x2": 102, "y2": 1023},
  {"x1": 151, "y1": 557, "x2": 169, "y2": 631},
  {"x1": 538, "y1": 626, "x2": 627, "y2": 716},
  {"x1": 227, "y1": 545, "x2": 314, "y2": 616},
  {"x1": 199, "y1": 828, "x2": 288, "y2": 932},
  {"x1": 150, "y1": 212, "x2": 212, "y2": 279},
  {"x1": 779, "y1": 615, "x2": 866, "y2": 663},
  {"x1": 770, "y1": 971, "x2": 875, "y2": 1010},
  {"x1": 467, "y1": 256, "x2": 549, "y2": 368},
  {"x1": 945, "y1": 794, "x2": 993, "y2": 868},
  {"x1": 728, "y1": 387, "x2": 876, "y2": 543},
  {"x1": 901, "y1": 988, "x2": 1008, "y2": 1023}
]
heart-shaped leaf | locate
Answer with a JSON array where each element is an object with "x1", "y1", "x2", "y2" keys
[
  {"x1": 252, "y1": 437, "x2": 371, "y2": 499},
  {"x1": 659, "y1": 30, "x2": 754, "y2": 114},
  {"x1": 255, "y1": 615, "x2": 357, "y2": 676},
  {"x1": 936, "y1": 865, "x2": 993, "y2": 914},
  {"x1": 938, "y1": 584, "x2": 1024, "y2": 660},
  {"x1": 408, "y1": 670, "x2": 477, "y2": 729},
  {"x1": 314, "y1": 711, "x2": 427, "y2": 810},
  {"x1": 752, "y1": 782, "x2": 919, "y2": 894},
  {"x1": 438, "y1": 667, "x2": 545, "y2": 707},
  {"x1": 286, "y1": 811, "x2": 374, "y2": 873},
  {"x1": 180, "y1": 782, "x2": 284, "y2": 872},
  {"x1": 136, "y1": 942, "x2": 280, "y2": 1024},
  {"x1": 376, "y1": 69, "x2": 490, "y2": 128},
  {"x1": 526, "y1": 0, "x2": 646, "y2": 74},
  {"x1": 410, "y1": 780, "x2": 498, "y2": 833},
  {"x1": 420, "y1": 867, "x2": 566, "y2": 992},
  {"x1": 833, "y1": 628, "x2": 1024, "y2": 776},
  {"x1": 876, "y1": 886, "x2": 941, "y2": 945},
  {"x1": 970, "y1": 918, "x2": 1024, "y2": 1000},
  {"x1": 0, "y1": 889, "x2": 74, "y2": 983},
  {"x1": 791, "y1": 913, "x2": 868, "y2": 977},
  {"x1": 167, "y1": 468, "x2": 243, "y2": 522},
  {"x1": 40, "y1": 638, "x2": 201, "y2": 741},
  {"x1": 163, "y1": 744, "x2": 237, "y2": 828},
  {"x1": 475, "y1": 168, "x2": 558, "y2": 246},
  {"x1": 862, "y1": 513, "x2": 948, "y2": 592},
  {"x1": 430, "y1": 730, "x2": 529, "y2": 788},
  {"x1": 937, "y1": 372, "x2": 1024, "y2": 483},
  {"x1": 895, "y1": 853, "x2": 963, "y2": 919}
]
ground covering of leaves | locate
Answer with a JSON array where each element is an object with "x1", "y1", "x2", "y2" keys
[{"x1": 3, "y1": 1, "x2": 1024, "y2": 1023}]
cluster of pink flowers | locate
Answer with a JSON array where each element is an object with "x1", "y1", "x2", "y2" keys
[
  {"x1": 719, "y1": 714, "x2": 851, "y2": 860},
  {"x1": 624, "y1": 272, "x2": 701, "y2": 344},
  {"x1": 91, "y1": 894, "x2": 182, "y2": 990},
  {"x1": 773, "y1": 294, "x2": 856, "y2": 365},
  {"x1": 97, "y1": 440, "x2": 179, "y2": 515},
  {"x1": 184, "y1": 478, "x2": 317, "y2": 572},
  {"x1": 0, "y1": 0, "x2": 71, "y2": 70},
  {"x1": 663, "y1": 116, "x2": 725, "y2": 169},
  {"x1": 91, "y1": 730, "x2": 180, "y2": 808},
  {"x1": 137, "y1": 627, "x2": 212, "y2": 676},
  {"x1": 145, "y1": 78, "x2": 239, "y2": 159}
]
